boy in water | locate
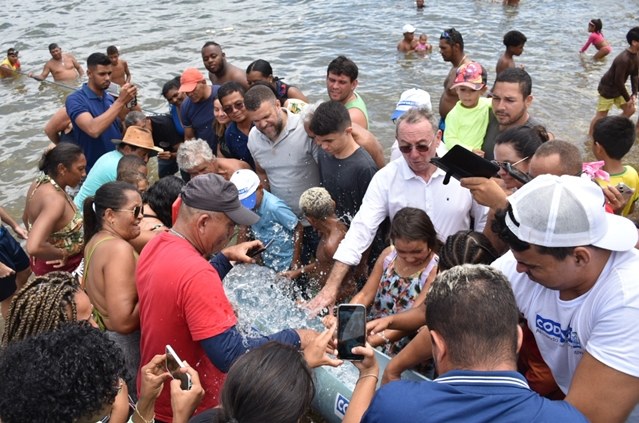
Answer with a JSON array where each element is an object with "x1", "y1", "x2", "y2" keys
[
  {"x1": 107, "y1": 45, "x2": 131, "y2": 86},
  {"x1": 443, "y1": 61, "x2": 491, "y2": 154},
  {"x1": 496, "y1": 30, "x2": 527, "y2": 75}
]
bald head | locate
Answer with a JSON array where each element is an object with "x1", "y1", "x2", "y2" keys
[{"x1": 529, "y1": 140, "x2": 582, "y2": 178}]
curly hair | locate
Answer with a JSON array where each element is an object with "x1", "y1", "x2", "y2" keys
[
  {"x1": 0, "y1": 322, "x2": 125, "y2": 423},
  {"x1": 2, "y1": 271, "x2": 81, "y2": 346}
]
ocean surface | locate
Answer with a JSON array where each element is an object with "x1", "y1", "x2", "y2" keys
[{"x1": 2, "y1": 0, "x2": 639, "y2": 218}]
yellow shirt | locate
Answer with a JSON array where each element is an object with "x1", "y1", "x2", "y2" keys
[{"x1": 596, "y1": 165, "x2": 639, "y2": 216}]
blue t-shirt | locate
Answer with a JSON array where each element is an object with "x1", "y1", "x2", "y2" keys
[
  {"x1": 180, "y1": 86, "x2": 219, "y2": 152},
  {"x1": 65, "y1": 83, "x2": 122, "y2": 171},
  {"x1": 73, "y1": 150, "x2": 123, "y2": 208},
  {"x1": 169, "y1": 104, "x2": 185, "y2": 137},
  {"x1": 224, "y1": 122, "x2": 255, "y2": 169},
  {"x1": 362, "y1": 370, "x2": 588, "y2": 423},
  {"x1": 251, "y1": 190, "x2": 299, "y2": 272}
]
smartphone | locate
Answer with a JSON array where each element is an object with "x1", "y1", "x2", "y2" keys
[
  {"x1": 616, "y1": 182, "x2": 634, "y2": 199},
  {"x1": 165, "y1": 345, "x2": 192, "y2": 390},
  {"x1": 248, "y1": 238, "x2": 274, "y2": 257},
  {"x1": 126, "y1": 95, "x2": 138, "y2": 109},
  {"x1": 337, "y1": 304, "x2": 367, "y2": 361}
]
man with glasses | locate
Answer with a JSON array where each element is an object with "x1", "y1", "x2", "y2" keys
[
  {"x1": 438, "y1": 28, "x2": 471, "y2": 127},
  {"x1": 0, "y1": 48, "x2": 21, "y2": 78},
  {"x1": 179, "y1": 67, "x2": 219, "y2": 154},
  {"x1": 218, "y1": 81, "x2": 255, "y2": 169},
  {"x1": 306, "y1": 108, "x2": 488, "y2": 314}
]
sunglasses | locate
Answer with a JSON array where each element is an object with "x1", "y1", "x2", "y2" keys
[
  {"x1": 491, "y1": 156, "x2": 532, "y2": 185},
  {"x1": 223, "y1": 101, "x2": 245, "y2": 114},
  {"x1": 114, "y1": 205, "x2": 143, "y2": 217},
  {"x1": 398, "y1": 139, "x2": 434, "y2": 154}
]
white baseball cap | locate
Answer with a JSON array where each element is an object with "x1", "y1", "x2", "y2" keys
[
  {"x1": 403, "y1": 24, "x2": 416, "y2": 34},
  {"x1": 230, "y1": 169, "x2": 260, "y2": 210},
  {"x1": 505, "y1": 174, "x2": 637, "y2": 251},
  {"x1": 391, "y1": 88, "x2": 432, "y2": 121}
]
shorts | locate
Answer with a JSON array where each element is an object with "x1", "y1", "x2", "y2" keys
[
  {"x1": 0, "y1": 226, "x2": 30, "y2": 301},
  {"x1": 596, "y1": 95, "x2": 626, "y2": 112}
]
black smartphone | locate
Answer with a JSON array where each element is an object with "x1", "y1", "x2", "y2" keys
[
  {"x1": 165, "y1": 345, "x2": 192, "y2": 390},
  {"x1": 248, "y1": 239, "x2": 274, "y2": 257},
  {"x1": 337, "y1": 304, "x2": 367, "y2": 361}
]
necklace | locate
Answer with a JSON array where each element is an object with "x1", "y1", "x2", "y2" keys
[{"x1": 169, "y1": 228, "x2": 204, "y2": 256}]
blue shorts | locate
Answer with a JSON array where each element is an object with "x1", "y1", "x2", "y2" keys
[{"x1": 0, "y1": 226, "x2": 29, "y2": 301}]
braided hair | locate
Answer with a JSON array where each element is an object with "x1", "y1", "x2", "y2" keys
[
  {"x1": 439, "y1": 230, "x2": 499, "y2": 271},
  {"x1": 2, "y1": 271, "x2": 81, "y2": 345}
]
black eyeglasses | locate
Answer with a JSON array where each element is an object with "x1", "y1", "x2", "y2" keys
[
  {"x1": 223, "y1": 101, "x2": 245, "y2": 114},
  {"x1": 491, "y1": 156, "x2": 532, "y2": 184},
  {"x1": 398, "y1": 139, "x2": 434, "y2": 154},
  {"x1": 114, "y1": 205, "x2": 142, "y2": 217}
]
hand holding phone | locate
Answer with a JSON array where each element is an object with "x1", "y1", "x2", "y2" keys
[
  {"x1": 248, "y1": 239, "x2": 274, "y2": 257},
  {"x1": 166, "y1": 345, "x2": 192, "y2": 390},
  {"x1": 337, "y1": 304, "x2": 367, "y2": 361},
  {"x1": 616, "y1": 182, "x2": 634, "y2": 199}
]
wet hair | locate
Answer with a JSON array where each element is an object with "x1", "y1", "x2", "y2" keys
[
  {"x1": 220, "y1": 342, "x2": 315, "y2": 423},
  {"x1": 503, "y1": 30, "x2": 527, "y2": 47},
  {"x1": 244, "y1": 85, "x2": 277, "y2": 111},
  {"x1": 440, "y1": 27, "x2": 464, "y2": 50},
  {"x1": 0, "y1": 322, "x2": 126, "y2": 423},
  {"x1": 1, "y1": 271, "x2": 81, "y2": 346},
  {"x1": 106, "y1": 45, "x2": 119, "y2": 55},
  {"x1": 162, "y1": 76, "x2": 181, "y2": 98},
  {"x1": 202, "y1": 41, "x2": 222, "y2": 50},
  {"x1": 83, "y1": 181, "x2": 138, "y2": 244},
  {"x1": 86, "y1": 52, "x2": 111, "y2": 69},
  {"x1": 494, "y1": 67, "x2": 532, "y2": 98},
  {"x1": 48, "y1": 43, "x2": 59, "y2": 52},
  {"x1": 626, "y1": 27, "x2": 639, "y2": 44},
  {"x1": 492, "y1": 205, "x2": 576, "y2": 260},
  {"x1": 395, "y1": 107, "x2": 437, "y2": 139},
  {"x1": 390, "y1": 207, "x2": 440, "y2": 252},
  {"x1": 532, "y1": 140, "x2": 582, "y2": 176},
  {"x1": 426, "y1": 264, "x2": 519, "y2": 368},
  {"x1": 495, "y1": 125, "x2": 548, "y2": 160},
  {"x1": 124, "y1": 110, "x2": 147, "y2": 128},
  {"x1": 38, "y1": 143, "x2": 84, "y2": 178},
  {"x1": 309, "y1": 101, "x2": 351, "y2": 136},
  {"x1": 217, "y1": 81, "x2": 245, "y2": 103},
  {"x1": 299, "y1": 187, "x2": 335, "y2": 220},
  {"x1": 593, "y1": 115, "x2": 636, "y2": 160},
  {"x1": 176, "y1": 139, "x2": 214, "y2": 171},
  {"x1": 439, "y1": 230, "x2": 498, "y2": 271},
  {"x1": 589, "y1": 19, "x2": 603, "y2": 33},
  {"x1": 117, "y1": 154, "x2": 146, "y2": 179},
  {"x1": 326, "y1": 55, "x2": 358, "y2": 81},
  {"x1": 250, "y1": 80, "x2": 279, "y2": 98},
  {"x1": 143, "y1": 176, "x2": 185, "y2": 227},
  {"x1": 246, "y1": 59, "x2": 273, "y2": 78}
]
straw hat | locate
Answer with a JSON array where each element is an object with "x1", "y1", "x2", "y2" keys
[{"x1": 112, "y1": 126, "x2": 163, "y2": 152}]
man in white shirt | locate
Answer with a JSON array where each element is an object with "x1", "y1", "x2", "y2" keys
[
  {"x1": 306, "y1": 108, "x2": 488, "y2": 313},
  {"x1": 492, "y1": 174, "x2": 639, "y2": 423}
]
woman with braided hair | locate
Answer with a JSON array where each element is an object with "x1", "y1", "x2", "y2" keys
[{"x1": 1, "y1": 271, "x2": 94, "y2": 345}]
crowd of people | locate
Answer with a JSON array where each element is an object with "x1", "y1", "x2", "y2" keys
[{"x1": 1, "y1": 13, "x2": 639, "y2": 423}]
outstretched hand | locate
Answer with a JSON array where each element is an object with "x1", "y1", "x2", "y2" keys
[{"x1": 303, "y1": 322, "x2": 343, "y2": 368}]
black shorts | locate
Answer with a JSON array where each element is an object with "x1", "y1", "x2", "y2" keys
[{"x1": 0, "y1": 226, "x2": 29, "y2": 301}]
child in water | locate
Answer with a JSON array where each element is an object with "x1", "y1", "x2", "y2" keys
[
  {"x1": 580, "y1": 19, "x2": 611, "y2": 60},
  {"x1": 414, "y1": 34, "x2": 432, "y2": 53},
  {"x1": 324, "y1": 207, "x2": 440, "y2": 356}
]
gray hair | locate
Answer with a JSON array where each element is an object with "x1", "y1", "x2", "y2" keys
[
  {"x1": 300, "y1": 100, "x2": 322, "y2": 126},
  {"x1": 124, "y1": 111, "x2": 147, "y2": 128},
  {"x1": 394, "y1": 108, "x2": 437, "y2": 139},
  {"x1": 176, "y1": 139, "x2": 214, "y2": 171},
  {"x1": 299, "y1": 187, "x2": 335, "y2": 219}
]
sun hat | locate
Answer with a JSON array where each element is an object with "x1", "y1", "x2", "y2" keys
[
  {"x1": 403, "y1": 24, "x2": 416, "y2": 34},
  {"x1": 230, "y1": 169, "x2": 260, "y2": 210},
  {"x1": 181, "y1": 173, "x2": 259, "y2": 226},
  {"x1": 451, "y1": 61, "x2": 488, "y2": 91},
  {"x1": 179, "y1": 68, "x2": 205, "y2": 93},
  {"x1": 112, "y1": 126, "x2": 163, "y2": 152},
  {"x1": 505, "y1": 174, "x2": 638, "y2": 251},
  {"x1": 391, "y1": 88, "x2": 432, "y2": 121}
]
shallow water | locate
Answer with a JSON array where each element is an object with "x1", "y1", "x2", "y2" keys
[{"x1": 2, "y1": 0, "x2": 639, "y2": 216}]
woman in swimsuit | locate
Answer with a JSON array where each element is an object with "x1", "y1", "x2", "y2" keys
[
  {"x1": 23, "y1": 143, "x2": 86, "y2": 275},
  {"x1": 83, "y1": 180, "x2": 143, "y2": 399},
  {"x1": 581, "y1": 19, "x2": 612, "y2": 60}
]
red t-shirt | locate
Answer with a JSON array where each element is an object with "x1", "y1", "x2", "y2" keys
[{"x1": 136, "y1": 231, "x2": 237, "y2": 422}]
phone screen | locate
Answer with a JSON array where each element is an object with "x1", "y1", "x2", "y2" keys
[
  {"x1": 337, "y1": 304, "x2": 366, "y2": 361},
  {"x1": 165, "y1": 345, "x2": 192, "y2": 390}
]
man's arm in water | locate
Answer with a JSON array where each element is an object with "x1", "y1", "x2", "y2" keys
[{"x1": 305, "y1": 261, "x2": 350, "y2": 314}]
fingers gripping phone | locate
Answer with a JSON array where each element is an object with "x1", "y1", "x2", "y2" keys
[
  {"x1": 166, "y1": 345, "x2": 192, "y2": 390},
  {"x1": 248, "y1": 239, "x2": 274, "y2": 257},
  {"x1": 337, "y1": 304, "x2": 367, "y2": 361}
]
